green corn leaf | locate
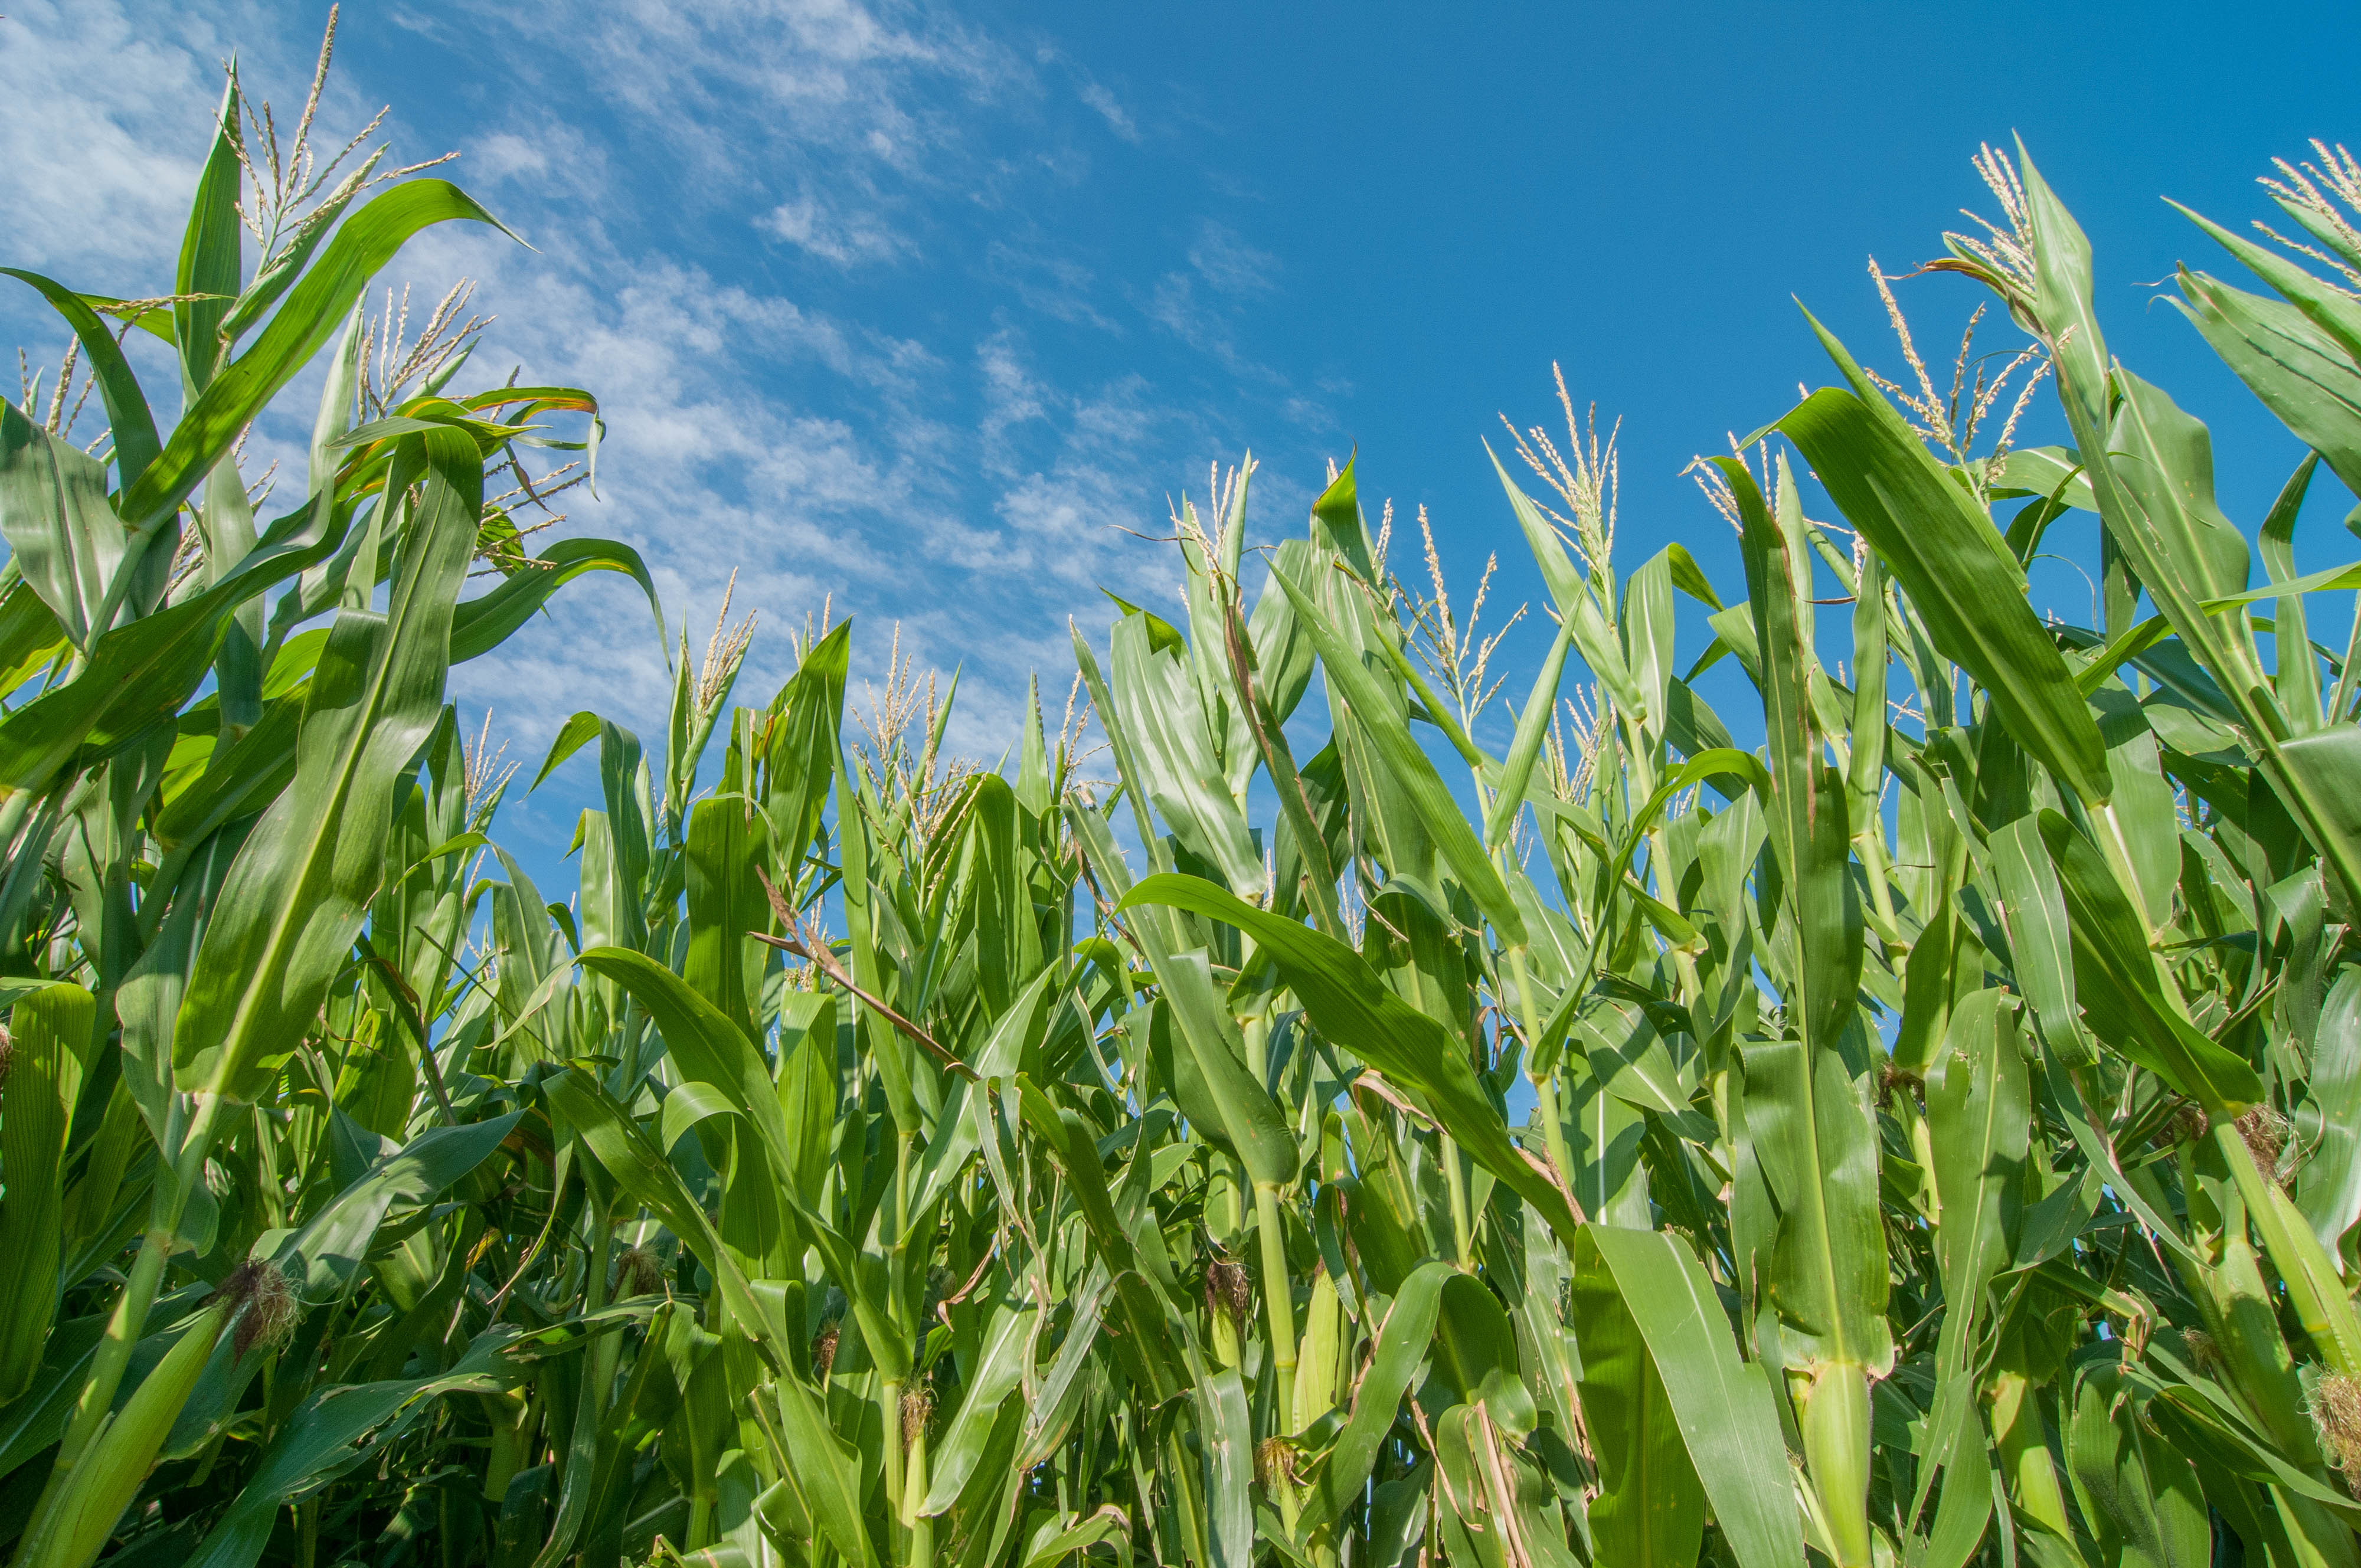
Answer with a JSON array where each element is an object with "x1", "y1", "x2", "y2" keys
[
  {"x1": 269, "y1": 1112, "x2": 522, "y2": 1300},
  {"x1": 773, "y1": 993, "x2": 838, "y2": 1212},
  {"x1": 1019, "y1": 1509, "x2": 1133, "y2": 1568},
  {"x1": 2014, "y1": 156, "x2": 2294, "y2": 826},
  {"x1": 117, "y1": 181, "x2": 512, "y2": 542},
  {"x1": 1911, "y1": 1397, "x2": 1997, "y2": 1568},
  {"x1": 172, "y1": 78, "x2": 243, "y2": 395},
  {"x1": 1626, "y1": 747, "x2": 1772, "y2": 857},
  {"x1": 1574, "y1": 1225, "x2": 1803, "y2": 1568},
  {"x1": 1575, "y1": 996, "x2": 1715, "y2": 1143},
  {"x1": 148, "y1": 691, "x2": 306, "y2": 870},
  {"x1": 766, "y1": 1370, "x2": 880, "y2": 1568},
  {"x1": 2273, "y1": 725, "x2": 2361, "y2": 899},
  {"x1": 1578, "y1": 1238, "x2": 1707, "y2": 1568},
  {"x1": 2176, "y1": 254, "x2": 2361, "y2": 501},
  {"x1": 1567, "y1": 584, "x2": 1647, "y2": 730},
  {"x1": 1623, "y1": 545, "x2": 1681, "y2": 736},
  {"x1": 0, "y1": 574, "x2": 69, "y2": 693},
  {"x1": 1847, "y1": 548, "x2": 1889, "y2": 816},
  {"x1": 575, "y1": 945, "x2": 907, "y2": 1379},
  {"x1": 1484, "y1": 613, "x2": 1574, "y2": 850},
  {"x1": 1107, "y1": 611, "x2": 1263, "y2": 892},
  {"x1": 1719, "y1": 459, "x2": 1814, "y2": 879},
  {"x1": 539, "y1": 1068, "x2": 770, "y2": 1350},
  {"x1": 200, "y1": 451, "x2": 264, "y2": 732},
  {"x1": 0, "y1": 271, "x2": 162, "y2": 490},
  {"x1": 0, "y1": 400, "x2": 142, "y2": 652},
  {"x1": 1915, "y1": 991, "x2": 2028, "y2": 1534},
  {"x1": 1005, "y1": 1084, "x2": 1192, "y2": 1405},
  {"x1": 685, "y1": 797, "x2": 769, "y2": 1044},
  {"x1": 1486, "y1": 445, "x2": 1587, "y2": 618},
  {"x1": 530, "y1": 711, "x2": 604, "y2": 791},
  {"x1": 0, "y1": 984, "x2": 94, "y2": 1401},
  {"x1": 656, "y1": 1079, "x2": 740, "y2": 1152},
  {"x1": 2127, "y1": 1346, "x2": 2361, "y2": 1523},
  {"x1": 1309, "y1": 454, "x2": 1377, "y2": 579},
  {"x1": 180, "y1": 1327, "x2": 538, "y2": 1568},
  {"x1": 2016, "y1": 144, "x2": 2112, "y2": 435},
  {"x1": 1018, "y1": 1269, "x2": 1109, "y2": 1469},
  {"x1": 1008, "y1": 1080, "x2": 1144, "y2": 1279},
  {"x1": 2066, "y1": 1359, "x2": 2211, "y2": 1568},
  {"x1": 908, "y1": 974, "x2": 1057, "y2": 1219},
  {"x1": 918, "y1": 1301, "x2": 1038, "y2": 1515},
  {"x1": 449, "y1": 539, "x2": 663, "y2": 666},
  {"x1": 1246, "y1": 539, "x2": 1319, "y2": 726},
  {"x1": 576, "y1": 948, "x2": 794, "y2": 1194},
  {"x1": 1726, "y1": 456, "x2": 1864, "y2": 1057},
  {"x1": 1772, "y1": 341, "x2": 2111, "y2": 807},
  {"x1": 2179, "y1": 199, "x2": 2361, "y2": 363},
  {"x1": 2246, "y1": 466, "x2": 2345, "y2": 752},
  {"x1": 173, "y1": 426, "x2": 480, "y2": 1108},
  {"x1": 0, "y1": 1310, "x2": 112, "y2": 1485},
  {"x1": 2037, "y1": 810, "x2": 2264, "y2": 1115},
  {"x1": 2295, "y1": 967, "x2": 2361, "y2": 1254},
  {"x1": 1119, "y1": 873, "x2": 1580, "y2": 1245},
  {"x1": 1070, "y1": 621, "x2": 1169, "y2": 853},
  {"x1": 1990, "y1": 814, "x2": 2084, "y2": 1063},
  {"x1": 1270, "y1": 562, "x2": 1526, "y2": 945},
  {"x1": 1742, "y1": 1033, "x2": 1894, "y2": 1375},
  {"x1": 2105, "y1": 370, "x2": 2261, "y2": 628},
  {"x1": 1296, "y1": 1260, "x2": 1453, "y2": 1538},
  {"x1": 1159, "y1": 945, "x2": 1298, "y2": 1187},
  {"x1": 1219, "y1": 573, "x2": 1346, "y2": 937},
  {"x1": 1991, "y1": 446, "x2": 2095, "y2": 510},
  {"x1": 763, "y1": 618, "x2": 849, "y2": 881},
  {"x1": 1197, "y1": 1364, "x2": 1255, "y2": 1568},
  {"x1": 833, "y1": 754, "x2": 921, "y2": 1137}
]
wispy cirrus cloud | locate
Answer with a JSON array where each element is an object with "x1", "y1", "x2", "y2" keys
[
  {"x1": 0, "y1": 1, "x2": 285, "y2": 281},
  {"x1": 1188, "y1": 222, "x2": 1279, "y2": 296},
  {"x1": 0, "y1": 0, "x2": 1346, "y2": 842},
  {"x1": 1076, "y1": 79, "x2": 1139, "y2": 144},
  {"x1": 762, "y1": 190, "x2": 910, "y2": 266}
]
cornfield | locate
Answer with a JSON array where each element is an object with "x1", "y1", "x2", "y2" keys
[{"x1": 8, "y1": 30, "x2": 2361, "y2": 1568}]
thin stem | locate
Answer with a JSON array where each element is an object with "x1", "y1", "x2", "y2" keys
[
  {"x1": 1503, "y1": 944, "x2": 1576, "y2": 1202},
  {"x1": 901, "y1": 1402, "x2": 934, "y2": 1568},
  {"x1": 1253, "y1": 1181, "x2": 1299, "y2": 1436},
  {"x1": 881, "y1": 1377, "x2": 905, "y2": 1558},
  {"x1": 1533, "y1": 1071, "x2": 1577, "y2": 1220}
]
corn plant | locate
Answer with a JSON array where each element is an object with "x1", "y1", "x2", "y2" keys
[
  {"x1": 15, "y1": 26, "x2": 2361, "y2": 1568},
  {"x1": 0, "y1": 23, "x2": 657, "y2": 1568}
]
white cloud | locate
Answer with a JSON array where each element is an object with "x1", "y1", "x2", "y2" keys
[
  {"x1": 0, "y1": 1, "x2": 274, "y2": 285},
  {"x1": 394, "y1": 216, "x2": 1177, "y2": 775},
  {"x1": 1077, "y1": 80, "x2": 1138, "y2": 143},
  {"x1": 977, "y1": 325, "x2": 1047, "y2": 461},
  {"x1": 1189, "y1": 221, "x2": 1277, "y2": 296},
  {"x1": 763, "y1": 191, "x2": 908, "y2": 266},
  {"x1": 0, "y1": 0, "x2": 1336, "y2": 819},
  {"x1": 494, "y1": 0, "x2": 1029, "y2": 188},
  {"x1": 983, "y1": 238, "x2": 1118, "y2": 330},
  {"x1": 1147, "y1": 271, "x2": 1212, "y2": 346}
]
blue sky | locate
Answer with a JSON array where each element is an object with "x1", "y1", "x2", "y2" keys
[{"x1": 6, "y1": 0, "x2": 2361, "y2": 869}]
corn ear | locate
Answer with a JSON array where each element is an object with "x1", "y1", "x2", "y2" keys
[
  {"x1": 0, "y1": 984, "x2": 93, "y2": 1400},
  {"x1": 24, "y1": 1298, "x2": 227, "y2": 1568}
]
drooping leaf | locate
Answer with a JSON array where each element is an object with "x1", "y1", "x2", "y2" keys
[{"x1": 1120, "y1": 873, "x2": 1581, "y2": 1245}]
